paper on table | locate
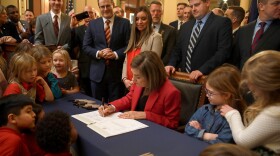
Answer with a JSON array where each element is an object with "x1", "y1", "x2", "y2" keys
[{"x1": 72, "y1": 110, "x2": 148, "y2": 138}]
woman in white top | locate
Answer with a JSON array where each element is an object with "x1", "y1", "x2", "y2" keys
[{"x1": 221, "y1": 50, "x2": 280, "y2": 155}]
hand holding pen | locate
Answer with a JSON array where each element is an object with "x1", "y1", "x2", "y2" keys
[{"x1": 98, "y1": 98, "x2": 115, "y2": 117}]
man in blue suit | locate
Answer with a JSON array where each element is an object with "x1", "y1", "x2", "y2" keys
[
  {"x1": 83, "y1": 0, "x2": 130, "y2": 101},
  {"x1": 166, "y1": 0, "x2": 232, "y2": 81}
]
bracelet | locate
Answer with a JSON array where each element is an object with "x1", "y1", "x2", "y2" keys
[{"x1": 122, "y1": 77, "x2": 127, "y2": 82}]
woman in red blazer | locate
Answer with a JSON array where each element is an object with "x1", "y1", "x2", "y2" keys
[{"x1": 99, "y1": 51, "x2": 181, "y2": 129}]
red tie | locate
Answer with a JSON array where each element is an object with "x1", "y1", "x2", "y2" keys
[
  {"x1": 251, "y1": 22, "x2": 266, "y2": 54},
  {"x1": 53, "y1": 15, "x2": 59, "y2": 38},
  {"x1": 105, "y1": 20, "x2": 111, "y2": 47}
]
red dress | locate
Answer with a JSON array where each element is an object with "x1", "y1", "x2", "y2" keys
[
  {"x1": 0, "y1": 127, "x2": 31, "y2": 156},
  {"x1": 126, "y1": 48, "x2": 141, "y2": 80}
]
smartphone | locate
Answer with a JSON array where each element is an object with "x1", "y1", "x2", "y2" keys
[{"x1": 75, "y1": 11, "x2": 89, "y2": 21}]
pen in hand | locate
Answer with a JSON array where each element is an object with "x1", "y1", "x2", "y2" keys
[{"x1": 101, "y1": 97, "x2": 105, "y2": 117}]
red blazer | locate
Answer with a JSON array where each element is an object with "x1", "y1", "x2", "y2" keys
[{"x1": 111, "y1": 79, "x2": 181, "y2": 129}]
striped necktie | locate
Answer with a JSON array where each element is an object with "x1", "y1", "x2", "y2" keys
[
  {"x1": 185, "y1": 20, "x2": 202, "y2": 73},
  {"x1": 105, "y1": 20, "x2": 111, "y2": 47}
]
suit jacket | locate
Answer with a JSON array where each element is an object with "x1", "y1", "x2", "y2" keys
[
  {"x1": 168, "y1": 12, "x2": 232, "y2": 75},
  {"x1": 111, "y1": 79, "x2": 181, "y2": 129},
  {"x1": 20, "y1": 20, "x2": 29, "y2": 31},
  {"x1": 231, "y1": 19, "x2": 280, "y2": 69},
  {"x1": 0, "y1": 21, "x2": 21, "y2": 42},
  {"x1": 70, "y1": 25, "x2": 91, "y2": 78},
  {"x1": 122, "y1": 32, "x2": 163, "y2": 79},
  {"x1": 159, "y1": 23, "x2": 176, "y2": 65},
  {"x1": 169, "y1": 20, "x2": 178, "y2": 30},
  {"x1": 83, "y1": 16, "x2": 131, "y2": 83},
  {"x1": 35, "y1": 12, "x2": 71, "y2": 50}
]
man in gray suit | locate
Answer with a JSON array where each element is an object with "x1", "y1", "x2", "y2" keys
[{"x1": 35, "y1": 0, "x2": 71, "y2": 51}]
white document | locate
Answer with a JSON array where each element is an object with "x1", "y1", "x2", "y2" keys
[{"x1": 72, "y1": 111, "x2": 148, "y2": 138}]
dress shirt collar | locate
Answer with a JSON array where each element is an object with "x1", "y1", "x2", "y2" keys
[
  {"x1": 102, "y1": 16, "x2": 115, "y2": 25},
  {"x1": 152, "y1": 23, "x2": 160, "y2": 32},
  {"x1": 196, "y1": 11, "x2": 211, "y2": 24},
  {"x1": 50, "y1": 10, "x2": 61, "y2": 20},
  {"x1": 232, "y1": 27, "x2": 240, "y2": 34},
  {"x1": 256, "y1": 17, "x2": 272, "y2": 31}
]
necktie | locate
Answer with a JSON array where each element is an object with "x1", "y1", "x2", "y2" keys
[
  {"x1": 53, "y1": 15, "x2": 59, "y2": 38},
  {"x1": 185, "y1": 20, "x2": 202, "y2": 73},
  {"x1": 251, "y1": 22, "x2": 266, "y2": 54},
  {"x1": 105, "y1": 20, "x2": 111, "y2": 47},
  {"x1": 179, "y1": 21, "x2": 183, "y2": 30}
]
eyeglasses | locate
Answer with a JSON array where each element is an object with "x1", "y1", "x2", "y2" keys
[{"x1": 205, "y1": 88, "x2": 220, "y2": 97}]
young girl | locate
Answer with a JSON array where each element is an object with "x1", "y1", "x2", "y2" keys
[
  {"x1": 185, "y1": 64, "x2": 246, "y2": 144},
  {"x1": 31, "y1": 45, "x2": 62, "y2": 99},
  {"x1": 52, "y1": 49, "x2": 79, "y2": 94},
  {"x1": 221, "y1": 51, "x2": 280, "y2": 155},
  {"x1": 3, "y1": 53, "x2": 53, "y2": 102}
]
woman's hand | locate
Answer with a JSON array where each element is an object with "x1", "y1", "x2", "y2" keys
[
  {"x1": 220, "y1": 104, "x2": 235, "y2": 116},
  {"x1": 118, "y1": 111, "x2": 146, "y2": 120},
  {"x1": 189, "y1": 120, "x2": 202, "y2": 129},
  {"x1": 0, "y1": 36, "x2": 17, "y2": 44},
  {"x1": 123, "y1": 79, "x2": 133, "y2": 89},
  {"x1": 98, "y1": 104, "x2": 115, "y2": 117}
]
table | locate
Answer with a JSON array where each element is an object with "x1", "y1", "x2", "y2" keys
[{"x1": 43, "y1": 93, "x2": 209, "y2": 156}]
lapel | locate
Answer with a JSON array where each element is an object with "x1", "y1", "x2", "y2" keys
[
  {"x1": 159, "y1": 23, "x2": 166, "y2": 40},
  {"x1": 47, "y1": 13, "x2": 57, "y2": 40},
  {"x1": 195, "y1": 13, "x2": 214, "y2": 46},
  {"x1": 57, "y1": 14, "x2": 66, "y2": 42},
  {"x1": 96, "y1": 18, "x2": 107, "y2": 46},
  {"x1": 131, "y1": 87, "x2": 143, "y2": 110},
  {"x1": 243, "y1": 21, "x2": 256, "y2": 52},
  {"x1": 144, "y1": 89, "x2": 159, "y2": 111},
  {"x1": 110, "y1": 16, "x2": 120, "y2": 48},
  {"x1": 255, "y1": 19, "x2": 279, "y2": 51}
]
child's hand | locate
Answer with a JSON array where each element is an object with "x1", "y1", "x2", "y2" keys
[
  {"x1": 61, "y1": 88, "x2": 67, "y2": 94},
  {"x1": 35, "y1": 76, "x2": 47, "y2": 86},
  {"x1": 189, "y1": 120, "x2": 202, "y2": 129},
  {"x1": 203, "y1": 133, "x2": 218, "y2": 141},
  {"x1": 220, "y1": 104, "x2": 235, "y2": 116}
]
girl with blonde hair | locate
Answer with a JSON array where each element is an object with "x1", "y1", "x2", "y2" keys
[
  {"x1": 221, "y1": 50, "x2": 280, "y2": 155},
  {"x1": 3, "y1": 53, "x2": 53, "y2": 102},
  {"x1": 52, "y1": 49, "x2": 79, "y2": 94}
]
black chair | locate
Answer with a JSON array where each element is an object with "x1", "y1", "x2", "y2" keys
[{"x1": 169, "y1": 72, "x2": 206, "y2": 132}]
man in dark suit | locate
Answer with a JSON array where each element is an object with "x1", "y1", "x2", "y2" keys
[
  {"x1": 83, "y1": 0, "x2": 131, "y2": 101},
  {"x1": 231, "y1": 0, "x2": 280, "y2": 69},
  {"x1": 150, "y1": 1, "x2": 176, "y2": 65},
  {"x1": 70, "y1": 6, "x2": 97, "y2": 96},
  {"x1": 166, "y1": 0, "x2": 232, "y2": 81},
  {"x1": 169, "y1": 3, "x2": 188, "y2": 30},
  {"x1": 224, "y1": 6, "x2": 245, "y2": 39},
  {"x1": 35, "y1": 0, "x2": 71, "y2": 51},
  {"x1": 5, "y1": 5, "x2": 29, "y2": 41}
]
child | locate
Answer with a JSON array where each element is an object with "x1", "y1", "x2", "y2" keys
[
  {"x1": 31, "y1": 45, "x2": 62, "y2": 99},
  {"x1": 185, "y1": 65, "x2": 246, "y2": 144},
  {"x1": 0, "y1": 68, "x2": 7, "y2": 98},
  {"x1": 4, "y1": 53, "x2": 54, "y2": 102},
  {"x1": 52, "y1": 49, "x2": 80, "y2": 94},
  {"x1": 36, "y1": 110, "x2": 78, "y2": 156},
  {"x1": 221, "y1": 51, "x2": 280, "y2": 155},
  {"x1": 0, "y1": 94, "x2": 36, "y2": 155},
  {"x1": 22, "y1": 103, "x2": 46, "y2": 156}
]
